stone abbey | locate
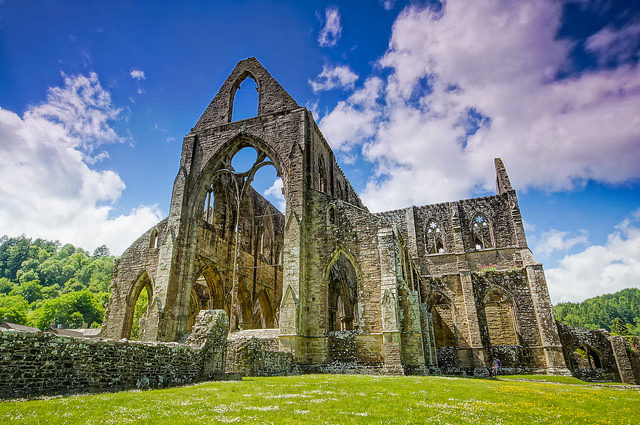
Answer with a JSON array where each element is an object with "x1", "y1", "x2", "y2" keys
[
  {"x1": 99, "y1": 57, "x2": 638, "y2": 380},
  {"x1": 5, "y1": 58, "x2": 637, "y2": 400}
]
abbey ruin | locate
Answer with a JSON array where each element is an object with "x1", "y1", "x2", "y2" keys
[{"x1": 1, "y1": 58, "x2": 638, "y2": 399}]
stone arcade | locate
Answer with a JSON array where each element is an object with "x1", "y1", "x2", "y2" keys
[{"x1": 101, "y1": 57, "x2": 604, "y2": 378}]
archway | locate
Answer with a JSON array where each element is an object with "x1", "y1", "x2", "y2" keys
[
  {"x1": 483, "y1": 287, "x2": 518, "y2": 346},
  {"x1": 325, "y1": 251, "x2": 359, "y2": 332},
  {"x1": 190, "y1": 137, "x2": 285, "y2": 333},
  {"x1": 122, "y1": 270, "x2": 153, "y2": 340},
  {"x1": 429, "y1": 292, "x2": 457, "y2": 347}
]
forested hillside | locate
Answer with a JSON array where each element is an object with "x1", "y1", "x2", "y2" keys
[
  {"x1": 553, "y1": 288, "x2": 640, "y2": 336},
  {"x1": 0, "y1": 235, "x2": 114, "y2": 329}
]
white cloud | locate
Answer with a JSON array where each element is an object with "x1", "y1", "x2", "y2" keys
[
  {"x1": 264, "y1": 178, "x2": 285, "y2": 212},
  {"x1": 318, "y1": 6, "x2": 342, "y2": 48},
  {"x1": 318, "y1": 77, "x2": 382, "y2": 151},
  {"x1": 546, "y1": 211, "x2": 640, "y2": 303},
  {"x1": 317, "y1": 1, "x2": 640, "y2": 212},
  {"x1": 534, "y1": 229, "x2": 588, "y2": 256},
  {"x1": 130, "y1": 69, "x2": 146, "y2": 80},
  {"x1": 586, "y1": 21, "x2": 640, "y2": 65},
  {"x1": 309, "y1": 65, "x2": 359, "y2": 93},
  {"x1": 0, "y1": 74, "x2": 162, "y2": 255}
]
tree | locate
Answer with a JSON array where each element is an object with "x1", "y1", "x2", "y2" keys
[
  {"x1": 92, "y1": 245, "x2": 110, "y2": 258},
  {"x1": 0, "y1": 277, "x2": 14, "y2": 295},
  {"x1": 611, "y1": 317, "x2": 627, "y2": 336},
  {"x1": 0, "y1": 294, "x2": 29, "y2": 324},
  {"x1": 30, "y1": 290, "x2": 105, "y2": 329},
  {"x1": 10, "y1": 280, "x2": 43, "y2": 304}
]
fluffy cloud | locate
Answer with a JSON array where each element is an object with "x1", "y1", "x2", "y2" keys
[
  {"x1": 130, "y1": 69, "x2": 146, "y2": 80},
  {"x1": 317, "y1": 1, "x2": 640, "y2": 211},
  {"x1": 309, "y1": 65, "x2": 359, "y2": 93},
  {"x1": 319, "y1": 77, "x2": 382, "y2": 151},
  {"x1": 533, "y1": 229, "x2": 589, "y2": 257},
  {"x1": 546, "y1": 211, "x2": 640, "y2": 303},
  {"x1": 318, "y1": 6, "x2": 342, "y2": 48},
  {"x1": 0, "y1": 74, "x2": 162, "y2": 255},
  {"x1": 264, "y1": 178, "x2": 285, "y2": 212}
]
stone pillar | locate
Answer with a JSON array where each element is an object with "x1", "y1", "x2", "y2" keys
[
  {"x1": 610, "y1": 336, "x2": 637, "y2": 385},
  {"x1": 378, "y1": 228, "x2": 404, "y2": 374},
  {"x1": 458, "y1": 270, "x2": 487, "y2": 371},
  {"x1": 525, "y1": 264, "x2": 570, "y2": 374}
]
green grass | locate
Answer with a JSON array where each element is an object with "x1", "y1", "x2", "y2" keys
[
  {"x1": 498, "y1": 375, "x2": 615, "y2": 385},
  {"x1": 1, "y1": 374, "x2": 639, "y2": 424}
]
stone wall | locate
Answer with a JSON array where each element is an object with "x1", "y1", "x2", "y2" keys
[
  {"x1": 225, "y1": 329, "x2": 298, "y2": 376},
  {"x1": 0, "y1": 310, "x2": 230, "y2": 399}
]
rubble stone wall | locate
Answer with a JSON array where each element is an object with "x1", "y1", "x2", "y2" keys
[{"x1": 0, "y1": 310, "x2": 229, "y2": 399}]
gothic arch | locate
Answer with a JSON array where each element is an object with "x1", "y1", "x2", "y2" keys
[
  {"x1": 323, "y1": 249, "x2": 361, "y2": 332},
  {"x1": 471, "y1": 213, "x2": 494, "y2": 250},
  {"x1": 427, "y1": 291, "x2": 458, "y2": 347},
  {"x1": 228, "y1": 71, "x2": 260, "y2": 122},
  {"x1": 122, "y1": 270, "x2": 154, "y2": 339},
  {"x1": 188, "y1": 133, "x2": 287, "y2": 222},
  {"x1": 483, "y1": 286, "x2": 518, "y2": 346}
]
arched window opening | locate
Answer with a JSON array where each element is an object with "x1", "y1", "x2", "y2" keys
[
  {"x1": 472, "y1": 214, "x2": 493, "y2": 250},
  {"x1": 430, "y1": 293, "x2": 456, "y2": 347},
  {"x1": 124, "y1": 272, "x2": 153, "y2": 340},
  {"x1": 203, "y1": 185, "x2": 215, "y2": 223},
  {"x1": 318, "y1": 156, "x2": 327, "y2": 193},
  {"x1": 327, "y1": 206, "x2": 336, "y2": 225},
  {"x1": 484, "y1": 288, "x2": 518, "y2": 346},
  {"x1": 130, "y1": 286, "x2": 150, "y2": 340},
  {"x1": 149, "y1": 229, "x2": 159, "y2": 249},
  {"x1": 201, "y1": 142, "x2": 285, "y2": 333},
  {"x1": 231, "y1": 75, "x2": 258, "y2": 122},
  {"x1": 571, "y1": 345, "x2": 602, "y2": 370},
  {"x1": 426, "y1": 220, "x2": 445, "y2": 254},
  {"x1": 327, "y1": 254, "x2": 358, "y2": 332}
]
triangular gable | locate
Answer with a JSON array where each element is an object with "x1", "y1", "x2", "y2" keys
[{"x1": 194, "y1": 57, "x2": 299, "y2": 130}]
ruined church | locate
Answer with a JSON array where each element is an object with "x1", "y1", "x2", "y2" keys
[{"x1": 98, "y1": 58, "x2": 634, "y2": 379}]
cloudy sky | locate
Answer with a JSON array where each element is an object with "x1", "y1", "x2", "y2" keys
[{"x1": 1, "y1": 0, "x2": 639, "y2": 303}]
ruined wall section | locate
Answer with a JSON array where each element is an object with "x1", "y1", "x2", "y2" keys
[
  {"x1": 102, "y1": 218, "x2": 169, "y2": 339},
  {"x1": 0, "y1": 310, "x2": 230, "y2": 400}
]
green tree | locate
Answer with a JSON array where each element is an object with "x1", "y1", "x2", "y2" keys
[
  {"x1": 30, "y1": 290, "x2": 105, "y2": 330},
  {"x1": 10, "y1": 280, "x2": 43, "y2": 304},
  {"x1": 0, "y1": 277, "x2": 14, "y2": 295},
  {"x1": 0, "y1": 294, "x2": 29, "y2": 324},
  {"x1": 611, "y1": 317, "x2": 627, "y2": 335}
]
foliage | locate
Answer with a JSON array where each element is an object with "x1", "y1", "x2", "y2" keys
[
  {"x1": 553, "y1": 288, "x2": 640, "y2": 336},
  {"x1": 0, "y1": 294, "x2": 29, "y2": 324},
  {"x1": 0, "y1": 375, "x2": 639, "y2": 424},
  {"x1": 610, "y1": 317, "x2": 627, "y2": 336},
  {"x1": 30, "y1": 290, "x2": 106, "y2": 330},
  {"x1": 0, "y1": 235, "x2": 115, "y2": 329},
  {"x1": 130, "y1": 286, "x2": 149, "y2": 340}
]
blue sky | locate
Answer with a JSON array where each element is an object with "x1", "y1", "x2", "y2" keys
[{"x1": 1, "y1": 0, "x2": 639, "y2": 303}]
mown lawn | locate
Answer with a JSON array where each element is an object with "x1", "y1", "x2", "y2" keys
[{"x1": 1, "y1": 374, "x2": 638, "y2": 424}]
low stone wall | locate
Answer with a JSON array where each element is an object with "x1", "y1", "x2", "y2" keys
[
  {"x1": 226, "y1": 329, "x2": 299, "y2": 376},
  {"x1": 0, "y1": 310, "x2": 230, "y2": 399}
]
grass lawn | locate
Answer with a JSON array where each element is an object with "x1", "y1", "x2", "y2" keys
[{"x1": 1, "y1": 374, "x2": 638, "y2": 424}]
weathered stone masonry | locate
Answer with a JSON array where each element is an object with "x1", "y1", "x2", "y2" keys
[
  {"x1": 90, "y1": 57, "x2": 637, "y2": 383},
  {"x1": 0, "y1": 310, "x2": 230, "y2": 399}
]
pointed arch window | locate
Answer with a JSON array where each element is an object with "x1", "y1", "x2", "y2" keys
[
  {"x1": 426, "y1": 220, "x2": 445, "y2": 254},
  {"x1": 318, "y1": 156, "x2": 327, "y2": 193},
  {"x1": 472, "y1": 214, "x2": 493, "y2": 250}
]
